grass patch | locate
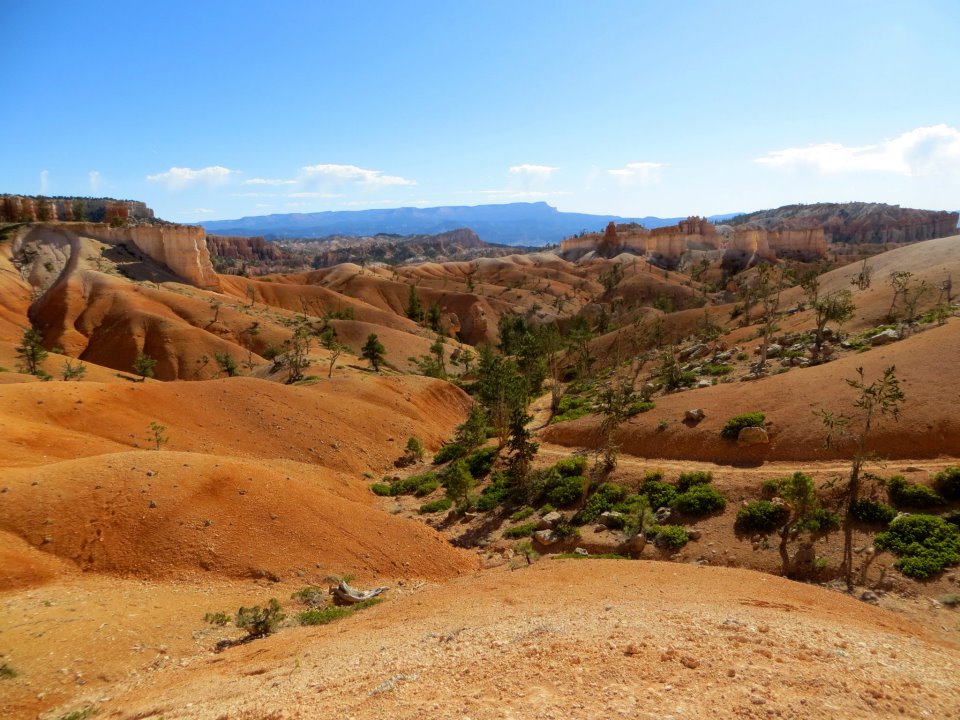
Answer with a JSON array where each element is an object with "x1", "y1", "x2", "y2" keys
[
  {"x1": 419, "y1": 497, "x2": 453, "y2": 514},
  {"x1": 503, "y1": 522, "x2": 538, "y2": 539},
  {"x1": 297, "y1": 597, "x2": 383, "y2": 626},
  {"x1": 510, "y1": 506, "x2": 535, "y2": 521},
  {"x1": 720, "y1": 412, "x2": 765, "y2": 440}
]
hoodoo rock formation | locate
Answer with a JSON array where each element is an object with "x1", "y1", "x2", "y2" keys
[
  {"x1": 729, "y1": 202, "x2": 959, "y2": 245},
  {"x1": 0, "y1": 195, "x2": 154, "y2": 224},
  {"x1": 559, "y1": 217, "x2": 825, "y2": 265}
]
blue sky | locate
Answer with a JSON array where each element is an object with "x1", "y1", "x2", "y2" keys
[{"x1": 2, "y1": 0, "x2": 959, "y2": 222}]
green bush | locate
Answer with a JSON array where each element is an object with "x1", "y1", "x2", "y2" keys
[
  {"x1": 511, "y1": 506, "x2": 535, "y2": 521},
  {"x1": 933, "y1": 466, "x2": 960, "y2": 501},
  {"x1": 676, "y1": 470, "x2": 713, "y2": 493},
  {"x1": 887, "y1": 475, "x2": 944, "y2": 509},
  {"x1": 701, "y1": 363, "x2": 733, "y2": 376},
  {"x1": 803, "y1": 508, "x2": 841, "y2": 534},
  {"x1": 551, "y1": 394, "x2": 591, "y2": 423},
  {"x1": 671, "y1": 484, "x2": 726, "y2": 516},
  {"x1": 735, "y1": 500, "x2": 789, "y2": 533},
  {"x1": 475, "y1": 472, "x2": 510, "y2": 511},
  {"x1": 875, "y1": 514, "x2": 960, "y2": 579},
  {"x1": 465, "y1": 446, "x2": 498, "y2": 478},
  {"x1": 370, "y1": 483, "x2": 392, "y2": 496},
  {"x1": 625, "y1": 400, "x2": 655, "y2": 416},
  {"x1": 640, "y1": 480, "x2": 677, "y2": 510},
  {"x1": 290, "y1": 586, "x2": 326, "y2": 607},
  {"x1": 651, "y1": 524, "x2": 689, "y2": 549},
  {"x1": 574, "y1": 482, "x2": 628, "y2": 524},
  {"x1": 433, "y1": 442, "x2": 467, "y2": 464},
  {"x1": 503, "y1": 522, "x2": 537, "y2": 538},
  {"x1": 850, "y1": 498, "x2": 897, "y2": 526},
  {"x1": 390, "y1": 471, "x2": 439, "y2": 497},
  {"x1": 235, "y1": 598, "x2": 285, "y2": 638},
  {"x1": 945, "y1": 510, "x2": 960, "y2": 529},
  {"x1": 419, "y1": 497, "x2": 453, "y2": 514},
  {"x1": 720, "y1": 412, "x2": 765, "y2": 440},
  {"x1": 547, "y1": 474, "x2": 588, "y2": 507},
  {"x1": 297, "y1": 598, "x2": 382, "y2": 626},
  {"x1": 759, "y1": 478, "x2": 780, "y2": 499},
  {"x1": 553, "y1": 456, "x2": 588, "y2": 477}
]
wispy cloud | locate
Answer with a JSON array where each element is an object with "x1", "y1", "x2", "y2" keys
[
  {"x1": 755, "y1": 124, "x2": 960, "y2": 176},
  {"x1": 508, "y1": 164, "x2": 559, "y2": 179},
  {"x1": 454, "y1": 189, "x2": 570, "y2": 200},
  {"x1": 243, "y1": 177, "x2": 297, "y2": 186},
  {"x1": 300, "y1": 163, "x2": 416, "y2": 187},
  {"x1": 287, "y1": 191, "x2": 343, "y2": 198},
  {"x1": 146, "y1": 166, "x2": 238, "y2": 190},
  {"x1": 607, "y1": 162, "x2": 665, "y2": 182},
  {"x1": 88, "y1": 170, "x2": 101, "y2": 193},
  {"x1": 181, "y1": 207, "x2": 216, "y2": 215},
  {"x1": 39, "y1": 170, "x2": 49, "y2": 193}
]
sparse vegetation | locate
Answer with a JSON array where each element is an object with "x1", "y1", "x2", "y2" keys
[
  {"x1": 849, "y1": 498, "x2": 897, "y2": 526},
  {"x1": 235, "y1": 598, "x2": 285, "y2": 638},
  {"x1": 133, "y1": 350, "x2": 157, "y2": 382},
  {"x1": 671, "y1": 484, "x2": 726, "y2": 516},
  {"x1": 887, "y1": 475, "x2": 944, "y2": 509},
  {"x1": 420, "y1": 497, "x2": 453, "y2": 514},
  {"x1": 720, "y1": 412, "x2": 765, "y2": 440},
  {"x1": 147, "y1": 421, "x2": 168, "y2": 450},
  {"x1": 875, "y1": 514, "x2": 960, "y2": 579},
  {"x1": 933, "y1": 466, "x2": 960, "y2": 501},
  {"x1": 503, "y1": 522, "x2": 537, "y2": 538}
]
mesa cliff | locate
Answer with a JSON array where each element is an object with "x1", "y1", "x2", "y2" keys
[
  {"x1": 0, "y1": 195, "x2": 154, "y2": 224},
  {"x1": 559, "y1": 217, "x2": 827, "y2": 265}
]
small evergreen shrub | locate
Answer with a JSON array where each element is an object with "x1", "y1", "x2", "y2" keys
[
  {"x1": 297, "y1": 598, "x2": 381, "y2": 626},
  {"x1": 735, "y1": 500, "x2": 789, "y2": 533},
  {"x1": 547, "y1": 474, "x2": 588, "y2": 507},
  {"x1": 433, "y1": 442, "x2": 467, "y2": 464},
  {"x1": 290, "y1": 586, "x2": 326, "y2": 608},
  {"x1": 553, "y1": 456, "x2": 588, "y2": 477},
  {"x1": 420, "y1": 497, "x2": 453, "y2": 514},
  {"x1": 850, "y1": 498, "x2": 897, "y2": 526},
  {"x1": 511, "y1": 506, "x2": 535, "y2": 521},
  {"x1": 933, "y1": 466, "x2": 960, "y2": 501},
  {"x1": 888, "y1": 475, "x2": 944, "y2": 509},
  {"x1": 235, "y1": 598, "x2": 285, "y2": 638},
  {"x1": 370, "y1": 483, "x2": 392, "y2": 496},
  {"x1": 640, "y1": 480, "x2": 677, "y2": 510},
  {"x1": 390, "y1": 471, "x2": 439, "y2": 497},
  {"x1": 503, "y1": 522, "x2": 537, "y2": 539},
  {"x1": 465, "y1": 446, "x2": 498, "y2": 478},
  {"x1": 701, "y1": 363, "x2": 733, "y2": 376},
  {"x1": 574, "y1": 482, "x2": 628, "y2": 524},
  {"x1": 803, "y1": 508, "x2": 841, "y2": 534},
  {"x1": 874, "y1": 514, "x2": 960, "y2": 579},
  {"x1": 759, "y1": 479, "x2": 780, "y2": 499},
  {"x1": 551, "y1": 394, "x2": 591, "y2": 423},
  {"x1": 671, "y1": 484, "x2": 726, "y2": 516},
  {"x1": 676, "y1": 470, "x2": 713, "y2": 493},
  {"x1": 625, "y1": 400, "x2": 655, "y2": 416},
  {"x1": 945, "y1": 510, "x2": 960, "y2": 529},
  {"x1": 651, "y1": 524, "x2": 689, "y2": 549},
  {"x1": 475, "y1": 472, "x2": 510, "y2": 511},
  {"x1": 720, "y1": 412, "x2": 765, "y2": 440}
]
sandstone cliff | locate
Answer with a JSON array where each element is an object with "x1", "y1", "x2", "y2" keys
[
  {"x1": 0, "y1": 195, "x2": 155, "y2": 224},
  {"x1": 729, "y1": 202, "x2": 958, "y2": 245}
]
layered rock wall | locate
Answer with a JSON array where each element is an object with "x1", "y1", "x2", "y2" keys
[
  {"x1": 72, "y1": 223, "x2": 220, "y2": 290},
  {"x1": 0, "y1": 195, "x2": 154, "y2": 223}
]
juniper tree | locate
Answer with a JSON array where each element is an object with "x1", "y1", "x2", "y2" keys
[
  {"x1": 361, "y1": 333, "x2": 386, "y2": 372},
  {"x1": 133, "y1": 350, "x2": 157, "y2": 382},
  {"x1": 15, "y1": 327, "x2": 47, "y2": 376},
  {"x1": 820, "y1": 366, "x2": 905, "y2": 591}
]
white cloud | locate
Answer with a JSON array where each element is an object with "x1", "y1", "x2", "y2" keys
[
  {"x1": 146, "y1": 166, "x2": 238, "y2": 190},
  {"x1": 39, "y1": 170, "x2": 49, "y2": 193},
  {"x1": 243, "y1": 177, "x2": 297, "y2": 186},
  {"x1": 508, "y1": 164, "x2": 559, "y2": 179},
  {"x1": 300, "y1": 163, "x2": 416, "y2": 187},
  {"x1": 460, "y1": 189, "x2": 571, "y2": 200},
  {"x1": 88, "y1": 170, "x2": 101, "y2": 193},
  {"x1": 607, "y1": 162, "x2": 665, "y2": 182},
  {"x1": 755, "y1": 124, "x2": 960, "y2": 176},
  {"x1": 287, "y1": 191, "x2": 343, "y2": 198},
  {"x1": 180, "y1": 208, "x2": 216, "y2": 215}
]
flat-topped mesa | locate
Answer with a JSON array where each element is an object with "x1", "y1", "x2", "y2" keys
[
  {"x1": 73, "y1": 222, "x2": 220, "y2": 290},
  {"x1": 0, "y1": 195, "x2": 154, "y2": 223},
  {"x1": 560, "y1": 216, "x2": 824, "y2": 264}
]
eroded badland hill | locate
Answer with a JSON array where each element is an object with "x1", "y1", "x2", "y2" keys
[{"x1": 1, "y1": 203, "x2": 959, "y2": 719}]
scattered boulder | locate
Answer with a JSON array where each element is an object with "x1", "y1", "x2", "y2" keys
[
  {"x1": 680, "y1": 343, "x2": 710, "y2": 361},
  {"x1": 684, "y1": 408, "x2": 705, "y2": 423},
  {"x1": 573, "y1": 547, "x2": 589, "y2": 556},
  {"x1": 871, "y1": 329, "x2": 900, "y2": 346},
  {"x1": 860, "y1": 591, "x2": 880, "y2": 604},
  {"x1": 533, "y1": 529, "x2": 561, "y2": 546},
  {"x1": 766, "y1": 343, "x2": 783, "y2": 358},
  {"x1": 737, "y1": 426, "x2": 769, "y2": 447},
  {"x1": 538, "y1": 511, "x2": 562, "y2": 530},
  {"x1": 599, "y1": 511, "x2": 624, "y2": 528},
  {"x1": 654, "y1": 507, "x2": 672, "y2": 523},
  {"x1": 624, "y1": 533, "x2": 647, "y2": 556},
  {"x1": 696, "y1": 380, "x2": 712, "y2": 389}
]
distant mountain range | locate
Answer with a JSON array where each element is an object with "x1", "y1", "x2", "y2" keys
[{"x1": 199, "y1": 202, "x2": 741, "y2": 246}]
